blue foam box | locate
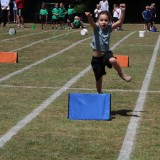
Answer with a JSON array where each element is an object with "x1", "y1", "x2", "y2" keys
[{"x1": 68, "y1": 93, "x2": 111, "y2": 120}]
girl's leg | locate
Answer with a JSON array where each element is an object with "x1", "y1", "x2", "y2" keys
[
  {"x1": 52, "y1": 22, "x2": 55, "y2": 29},
  {"x1": 67, "y1": 19, "x2": 71, "y2": 28},
  {"x1": 17, "y1": 15, "x2": 20, "y2": 27},
  {"x1": 109, "y1": 57, "x2": 132, "y2": 82},
  {"x1": 96, "y1": 77, "x2": 103, "y2": 93},
  {"x1": 20, "y1": 16, "x2": 24, "y2": 27}
]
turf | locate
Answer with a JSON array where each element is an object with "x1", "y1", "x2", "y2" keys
[{"x1": 0, "y1": 23, "x2": 160, "y2": 160}]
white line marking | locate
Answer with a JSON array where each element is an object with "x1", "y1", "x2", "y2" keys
[
  {"x1": 117, "y1": 34, "x2": 160, "y2": 160},
  {"x1": 0, "y1": 36, "x2": 90, "y2": 83},
  {"x1": 0, "y1": 28, "x2": 30, "y2": 36},
  {"x1": 0, "y1": 32, "x2": 134, "y2": 148},
  {"x1": 0, "y1": 85, "x2": 160, "y2": 93},
  {"x1": 0, "y1": 29, "x2": 53, "y2": 42},
  {"x1": 9, "y1": 30, "x2": 79, "y2": 52}
]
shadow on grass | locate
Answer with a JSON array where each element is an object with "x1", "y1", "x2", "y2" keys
[{"x1": 111, "y1": 109, "x2": 139, "y2": 119}]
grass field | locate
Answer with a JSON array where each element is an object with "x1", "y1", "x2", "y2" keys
[{"x1": 0, "y1": 23, "x2": 160, "y2": 160}]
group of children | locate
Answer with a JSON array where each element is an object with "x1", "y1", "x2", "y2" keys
[
  {"x1": 39, "y1": 3, "x2": 84, "y2": 30},
  {"x1": 142, "y1": 3, "x2": 157, "y2": 32},
  {"x1": 40, "y1": 2, "x2": 132, "y2": 93}
]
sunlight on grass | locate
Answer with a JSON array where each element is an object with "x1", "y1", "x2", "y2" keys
[{"x1": 0, "y1": 23, "x2": 160, "y2": 160}]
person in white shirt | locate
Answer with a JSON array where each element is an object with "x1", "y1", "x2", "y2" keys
[
  {"x1": 0, "y1": 0, "x2": 10, "y2": 27},
  {"x1": 94, "y1": 4, "x2": 101, "y2": 22},
  {"x1": 99, "y1": 0, "x2": 109, "y2": 11},
  {"x1": 112, "y1": 4, "x2": 121, "y2": 23},
  {"x1": 112, "y1": 4, "x2": 123, "y2": 31}
]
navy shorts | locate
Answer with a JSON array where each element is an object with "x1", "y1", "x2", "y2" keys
[
  {"x1": 52, "y1": 19, "x2": 59, "y2": 23},
  {"x1": 41, "y1": 15, "x2": 47, "y2": 24},
  {"x1": 91, "y1": 50, "x2": 114, "y2": 81}
]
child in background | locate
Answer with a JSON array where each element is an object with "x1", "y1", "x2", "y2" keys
[
  {"x1": 39, "y1": 3, "x2": 48, "y2": 29},
  {"x1": 94, "y1": 4, "x2": 101, "y2": 22},
  {"x1": 52, "y1": 3, "x2": 59, "y2": 29},
  {"x1": 149, "y1": 4, "x2": 156, "y2": 30},
  {"x1": 59, "y1": 3, "x2": 67, "y2": 28},
  {"x1": 72, "y1": 16, "x2": 84, "y2": 29},
  {"x1": 85, "y1": 4, "x2": 132, "y2": 94},
  {"x1": 13, "y1": 0, "x2": 17, "y2": 23},
  {"x1": 16, "y1": 0, "x2": 25, "y2": 28},
  {"x1": 142, "y1": 5, "x2": 151, "y2": 31},
  {"x1": 67, "y1": 4, "x2": 75, "y2": 29},
  {"x1": 112, "y1": 4, "x2": 121, "y2": 30}
]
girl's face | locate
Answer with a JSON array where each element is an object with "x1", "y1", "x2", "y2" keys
[
  {"x1": 98, "y1": 14, "x2": 110, "y2": 29},
  {"x1": 42, "y1": 4, "x2": 45, "y2": 9}
]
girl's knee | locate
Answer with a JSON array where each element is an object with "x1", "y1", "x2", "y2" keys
[{"x1": 109, "y1": 57, "x2": 117, "y2": 64}]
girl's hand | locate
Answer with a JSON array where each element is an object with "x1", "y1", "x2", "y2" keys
[
  {"x1": 85, "y1": 12, "x2": 92, "y2": 17},
  {"x1": 119, "y1": 3, "x2": 126, "y2": 11}
]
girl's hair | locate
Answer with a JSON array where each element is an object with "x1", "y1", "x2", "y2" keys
[
  {"x1": 97, "y1": 11, "x2": 112, "y2": 21},
  {"x1": 69, "y1": 4, "x2": 73, "y2": 8}
]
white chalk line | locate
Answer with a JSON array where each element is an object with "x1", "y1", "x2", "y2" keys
[
  {"x1": 117, "y1": 34, "x2": 160, "y2": 160},
  {"x1": 0, "y1": 31, "x2": 84, "y2": 83},
  {"x1": 0, "y1": 29, "x2": 54, "y2": 42},
  {"x1": 0, "y1": 84, "x2": 160, "y2": 93},
  {"x1": 0, "y1": 32, "x2": 135, "y2": 148},
  {"x1": 9, "y1": 30, "x2": 79, "y2": 52},
  {"x1": 0, "y1": 28, "x2": 31, "y2": 36}
]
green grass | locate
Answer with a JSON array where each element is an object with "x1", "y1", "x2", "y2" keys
[{"x1": 0, "y1": 23, "x2": 160, "y2": 160}]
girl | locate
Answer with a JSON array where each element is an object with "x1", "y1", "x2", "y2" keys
[
  {"x1": 59, "y1": 3, "x2": 67, "y2": 28},
  {"x1": 39, "y1": 3, "x2": 48, "y2": 29},
  {"x1": 52, "y1": 3, "x2": 59, "y2": 29},
  {"x1": 85, "y1": 4, "x2": 132, "y2": 93},
  {"x1": 112, "y1": 4, "x2": 121, "y2": 30},
  {"x1": 13, "y1": 0, "x2": 17, "y2": 23},
  {"x1": 94, "y1": 4, "x2": 101, "y2": 22},
  {"x1": 16, "y1": 0, "x2": 25, "y2": 28},
  {"x1": 67, "y1": 4, "x2": 75, "y2": 29}
]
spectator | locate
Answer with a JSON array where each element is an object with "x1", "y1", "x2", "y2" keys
[
  {"x1": 67, "y1": 4, "x2": 75, "y2": 29},
  {"x1": 149, "y1": 3, "x2": 156, "y2": 30},
  {"x1": 112, "y1": 4, "x2": 121, "y2": 30},
  {"x1": 59, "y1": 2, "x2": 67, "y2": 28},
  {"x1": 99, "y1": 0, "x2": 109, "y2": 12},
  {"x1": 12, "y1": 0, "x2": 17, "y2": 23},
  {"x1": 0, "y1": 2, "x2": 2, "y2": 25},
  {"x1": 39, "y1": 3, "x2": 48, "y2": 29},
  {"x1": 71, "y1": 16, "x2": 84, "y2": 29},
  {"x1": 142, "y1": 5, "x2": 151, "y2": 31},
  {"x1": 16, "y1": 0, "x2": 25, "y2": 28},
  {"x1": 94, "y1": 4, "x2": 101, "y2": 22},
  {"x1": 52, "y1": 3, "x2": 59, "y2": 29},
  {"x1": 0, "y1": 0, "x2": 10, "y2": 27}
]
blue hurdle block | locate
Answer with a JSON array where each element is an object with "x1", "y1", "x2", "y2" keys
[{"x1": 68, "y1": 93, "x2": 111, "y2": 120}]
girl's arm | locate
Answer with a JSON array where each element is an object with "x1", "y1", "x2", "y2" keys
[
  {"x1": 112, "y1": 4, "x2": 126, "y2": 30},
  {"x1": 85, "y1": 12, "x2": 97, "y2": 29}
]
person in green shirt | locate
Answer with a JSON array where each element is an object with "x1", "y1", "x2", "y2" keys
[
  {"x1": 52, "y1": 3, "x2": 60, "y2": 29},
  {"x1": 67, "y1": 4, "x2": 75, "y2": 29},
  {"x1": 72, "y1": 16, "x2": 84, "y2": 29},
  {"x1": 39, "y1": 3, "x2": 48, "y2": 29},
  {"x1": 59, "y1": 3, "x2": 67, "y2": 28}
]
